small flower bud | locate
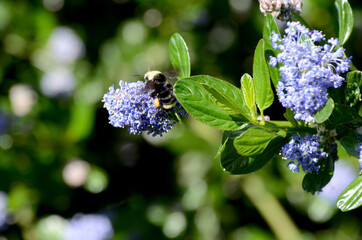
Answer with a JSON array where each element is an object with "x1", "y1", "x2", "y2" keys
[{"x1": 258, "y1": 0, "x2": 303, "y2": 21}]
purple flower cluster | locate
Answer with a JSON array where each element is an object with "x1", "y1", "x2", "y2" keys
[
  {"x1": 270, "y1": 22, "x2": 352, "y2": 122},
  {"x1": 357, "y1": 143, "x2": 362, "y2": 172},
  {"x1": 281, "y1": 134, "x2": 328, "y2": 173},
  {"x1": 64, "y1": 214, "x2": 113, "y2": 240},
  {"x1": 103, "y1": 80, "x2": 186, "y2": 137}
]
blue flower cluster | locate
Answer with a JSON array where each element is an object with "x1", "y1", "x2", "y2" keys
[
  {"x1": 281, "y1": 134, "x2": 328, "y2": 173},
  {"x1": 358, "y1": 143, "x2": 362, "y2": 172},
  {"x1": 64, "y1": 214, "x2": 113, "y2": 240},
  {"x1": 270, "y1": 21, "x2": 352, "y2": 122},
  {"x1": 103, "y1": 80, "x2": 186, "y2": 137}
]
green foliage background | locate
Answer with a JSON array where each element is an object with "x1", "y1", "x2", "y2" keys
[{"x1": 1, "y1": 0, "x2": 362, "y2": 239}]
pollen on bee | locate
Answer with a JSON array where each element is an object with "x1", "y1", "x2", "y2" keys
[{"x1": 154, "y1": 98, "x2": 161, "y2": 108}]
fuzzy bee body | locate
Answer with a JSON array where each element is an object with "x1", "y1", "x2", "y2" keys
[{"x1": 144, "y1": 71, "x2": 176, "y2": 111}]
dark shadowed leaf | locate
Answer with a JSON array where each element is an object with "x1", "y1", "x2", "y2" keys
[
  {"x1": 283, "y1": 109, "x2": 298, "y2": 127},
  {"x1": 221, "y1": 131, "x2": 286, "y2": 174},
  {"x1": 302, "y1": 156, "x2": 335, "y2": 194},
  {"x1": 340, "y1": 136, "x2": 359, "y2": 158},
  {"x1": 325, "y1": 104, "x2": 358, "y2": 129}
]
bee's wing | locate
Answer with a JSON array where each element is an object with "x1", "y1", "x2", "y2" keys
[
  {"x1": 164, "y1": 69, "x2": 178, "y2": 86},
  {"x1": 164, "y1": 69, "x2": 177, "y2": 79}
]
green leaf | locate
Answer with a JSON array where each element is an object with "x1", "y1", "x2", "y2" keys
[
  {"x1": 263, "y1": 14, "x2": 280, "y2": 51},
  {"x1": 340, "y1": 136, "x2": 359, "y2": 158},
  {"x1": 346, "y1": 70, "x2": 362, "y2": 86},
  {"x1": 234, "y1": 127, "x2": 280, "y2": 156},
  {"x1": 221, "y1": 131, "x2": 249, "y2": 174},
  {"x1": 253, "y1": 39, "x2": 274, "y2": 111},
  {"x1": 337, "y1": 176, "x2": 362, "y2": 211},
  {"x1": 265, "y1": 50, "x2": 281, "y2": 88},
  {"x1": 302, "y1": 156, "x2": 335, "y2": 194},
  {"x1": 174, "y1": 75, "x2": 250, "y2": 130},
  {"x1": 359, "y1": 105, "x2": 362, "y2": 117},
  {"x1": 325, "y1": 104, "x2": 359, "y2": 129},
  {"x1": 215, "y1": 137, "x2": 228, "y2": 159},
  {"x1": 291, "y1": 12, "x2": 312, "y2": 30},
  {"x1": 201, "y1": 83, "x2": 245, "y2": 115},
  {"x1": 283, "y1": 109, "x2": 298, "y2": 127},
  {"x1": 277, "y1": 130, "x2": 287, "y2": 138},
  {"x1": 240, "y1": 73, "x2": 256, "y2": 114},
  {"x1": 169, "y1": 33, "x2": 190, "y2": 79},
  {"x1": 345, "y1": 71, "x2": 362, "y2": 106},
  {"x1": 221, "y1": 130, "x2": 286, "y2": 174},
  {"x1": 315, "y1": 98, "x2": 335, "y2": 123},
  {"x1": 263, "y1": 14, "x2": 281, "y2": 88},
  {"x1": 335, "y1": 0, "x2": 354, "y2": 46}
]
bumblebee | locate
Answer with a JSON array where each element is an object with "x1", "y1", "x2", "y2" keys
[{"x1": 144, "y1": 71, "x2": 176, "y2": 111}]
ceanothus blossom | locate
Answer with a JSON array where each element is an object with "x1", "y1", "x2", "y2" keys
[
  {"x1": 270, "y1": 21, "x2": 352, "y2": 122},
  {"x1": 102, "y1": 80, "x2": 186, "y2": 137},
  {"x1": 357, "y1": 143, "x2": 362, "y2": 172},
  {"x1": 281, "y1": 134, "x2": 328, "y2": 173}
]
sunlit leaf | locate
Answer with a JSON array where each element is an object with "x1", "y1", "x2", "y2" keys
[
  {"x1": 234, "y1": 127, "x2": 280, "y2": 156},
  {"x1": 335, "y1": 0, "x2": 354, "y2": 46},
  {"x1": 240, "y1": 73, "x2": 256, "y2": 114},
  {"x1": 174, "y1": 75, "x2": 250, "y2": 130},
  {"x1": 263, "y1": 14, "x2": 280, "y2": 51},
  {"x1": 315, "y1": 98, "x2": 334, "y2": 123},
  {"x1": 253, "y1": 39, "x2": 274, "y2": 111},
  {"x1": 201, "y1": 83, "x2": 245, "y2": 115},
  {"x1": 337, "y1": 176, "x2": 362, "y2": 211},
  {"x1": 169, "y1": 33, "x2": 190, "y2": 79}
]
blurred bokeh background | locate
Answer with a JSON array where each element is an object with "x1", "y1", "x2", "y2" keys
[{"x1": 1, "y1": 0, "x2": 362, "y2": 239}]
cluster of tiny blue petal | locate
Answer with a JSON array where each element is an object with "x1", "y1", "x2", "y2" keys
[
  {"x1": 357, "y1": 143, "x2": 362, "y2": 172},
  {"x1": 281, "y1": 134, "x2": 328, "y2": 173},
  {"x1": 270, "y1": 21, "x2": 352, "y2": 122},
  {"x1": 64, "y1": 214, "x2": 113, "y2": 240},
  {"x1": 103, "y1": 80, "x2": 186, "y2": 137}
]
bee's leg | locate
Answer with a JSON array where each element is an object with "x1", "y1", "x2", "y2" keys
[
  {"x1": 150, "y1": 91, "x2": 158, "y2": 98},
  {"x1": 151, "y1": 98, "x2": 161, "y2": 119},
  {"x1": 153, "y1": 98, "x2": 161, "y2": 108}
]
